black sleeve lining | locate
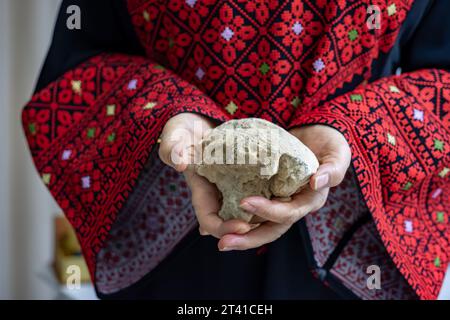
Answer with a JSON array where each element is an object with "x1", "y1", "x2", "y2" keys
[
  {"x1": 35, "y1": 0, "x2": 144, "y2": 92},
  {"x1": 402, "y1": 0, "x2": 450, "y2": 72}
]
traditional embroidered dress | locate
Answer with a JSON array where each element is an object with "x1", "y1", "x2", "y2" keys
[{"x1": 22, "y1": 0, "x2": 449, "y2": 299}]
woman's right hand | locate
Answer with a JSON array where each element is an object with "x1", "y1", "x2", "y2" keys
[{"x1": 158, "y1": 113, "x2": 253, "y2": 240}]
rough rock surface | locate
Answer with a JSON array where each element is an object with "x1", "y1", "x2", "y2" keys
[{"x1": 195, "y1": 118, "x2": 319, "y2": 222}]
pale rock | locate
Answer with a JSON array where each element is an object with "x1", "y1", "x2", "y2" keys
[{"x1": 195, "y1": 118, "x2": 319, "y2": 222}]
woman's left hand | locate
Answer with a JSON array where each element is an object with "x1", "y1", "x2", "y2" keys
[{"x1": 218, "y1": 125, "x2": 352, "y2": 251}]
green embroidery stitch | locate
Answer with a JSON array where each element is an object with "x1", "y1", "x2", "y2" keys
[
  {"x1": 348, "y1": 29, "x2": 358, "y2": 41},
  {"x1": 87, "y1": 128, "x2": 96, "y2": 139},
  {"x1": 28, "y1": 123, "x2": 36, "y2": 135},
  {"x1": 169, "y1": 184, "x2": 177, "y2": 192},
  {"x1": 434, "y1": 256, "x2": 441, "y2": 267},
  {"x1": 434, "y1": 139, "x2": 444, "y2": 151},
  {"x1": 350, "y1": 94, "x2": 363, "y2": 102},
  {"x1": 436, "y1": 212, "x2": 445, "y2": 223},
  {"x1": 402, "y1": 182, "x2": 413, "y2": 191},
  {"x1": 168, "y1": 38, "x2": 175, "y2": 48},
  {"x1": 291, "y1": 96, "x2": 301, "y2": 108},
  {"x1": 107, "y1": 133, "x2": 116, "y2": 143},
  {"x1": 387, "y1": 133, "x2": 396, "y2": 146},
  {"x1": 259, "y1": 62, "x2": 270, "y2": 75},
  {"x1": 153, "y1": 65, "x2": 165, "y2": 70}
]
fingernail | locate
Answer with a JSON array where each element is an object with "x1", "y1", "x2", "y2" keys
[
  {"x1": 240, "y1": 202, "x2": 256, "y2": 213},
  {"x1": 237, "y1": 226, "x2": 250, "y2": 234},
  {"x1": 249, "y1": 223, "x2": 260, "y2": 230},
  {"x1": 199, "y1": 228, "x2": 209, "y2": 236},
  {"x1": 314, "y1": 174, "x2": 329, "y2": 190},
  {"x1": 219, "y1": 247, "x2": 233, "y2": 252}
]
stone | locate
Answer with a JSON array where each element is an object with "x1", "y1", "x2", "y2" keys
[{"x1": 194, "y1": 118, "x2": 319, "y2": 222}]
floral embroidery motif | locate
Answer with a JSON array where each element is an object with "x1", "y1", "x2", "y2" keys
[
  {"x1": 313, "y1": 58, "x2": 325, "y2": 73},
  {"x1": 221, "y1": 27, "x2": 234, "y2": 41},
  {"x1": 292, "y1": 21, "x2": 303, "y2": 35},
  {"x1": 195, "y1": 67, "x2": 205, "y2": 80}
]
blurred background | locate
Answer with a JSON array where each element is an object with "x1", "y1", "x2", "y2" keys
[{"x1": 0, "y1": 0, "x2": 92, "y2": 299}]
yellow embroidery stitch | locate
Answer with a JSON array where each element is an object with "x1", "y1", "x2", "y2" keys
[
  {"x1": 225, "y1": 101, "x2": 238, "y2": 115},
  {"x1": 143, "y1": 102, "x2": 157, "y2": 110},
  {"x1": 71, "y1": 80, "x2": 82, "y2": 95}
]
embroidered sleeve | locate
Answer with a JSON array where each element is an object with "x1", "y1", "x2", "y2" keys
[
  {"x1": 22, "y1": 53, "x2": 228, "y2": 282},
  {"x1": 289, "y1": 69, "x2": 450, "y2": 299}
]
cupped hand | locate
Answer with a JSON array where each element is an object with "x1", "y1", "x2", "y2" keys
[
  {"x1": 158, "y1": 113, "x2": 253, "y2": 238},
  {"x1": 218, "y1": 125, "x2": 352, "y2": 251}
]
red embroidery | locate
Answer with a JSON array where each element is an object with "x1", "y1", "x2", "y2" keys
[{"x1": 127, "y1": 0, "x2": 413, "y2": 120}]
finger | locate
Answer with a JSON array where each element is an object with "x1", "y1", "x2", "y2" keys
[
  {"x1": 218, "y1": 222, "x2": 291, "y2": 251},
  {"x1": 158, "y1": 126, "x2": 191, "y2": 172},
  {"x1": 311, "y1": 152, "x2": 351, "y2": 190},
  {"x1": 200, "y1": 223, "x2": 251, "y2": 236},
  {"x1": 199, "y1": 228, "x2": 210, "y2": 236},
  {"x1": 240, "y1": 187, "x2": 321, "y2": 224},
  {"x1": 188, "y1": 172, "x2": 252, "y2": 238},
  {"x1": 172, "y1": 141, "x2": 190, "y2": 172},
  {"x1": 196, "y1": 211, "x2": 252, "y2": 238},
  {"x1": 159, "y1": 138, "x2": 190, "y2": 172}
]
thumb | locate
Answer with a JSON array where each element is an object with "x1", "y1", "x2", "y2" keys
[{"x1": 310, "y1": 153, "x2": 351, "y2": 191}]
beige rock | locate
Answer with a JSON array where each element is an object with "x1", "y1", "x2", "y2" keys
[{"x1": 195, "y1": 118, "x2": 319, "y2": 222}]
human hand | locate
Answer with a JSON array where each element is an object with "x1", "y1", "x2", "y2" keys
[
  {"x1": 218, "y1": 125, "x2": 351, "y2": 251},
  {"x1": 158, "y1": 113, "x2": 253, "y2": 238}
]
